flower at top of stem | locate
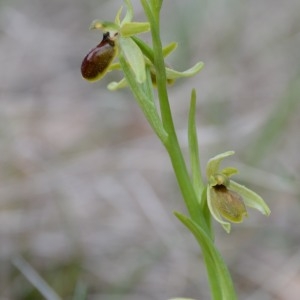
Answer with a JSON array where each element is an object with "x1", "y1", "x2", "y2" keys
[
  {"x1": 81, "y1": 0, "x2": 204, "y2": 89},
  {"x1": 206, "y1": 151, "x2": 271, "y2": 233},
  {"x1": 81, "y1": 0, "x2": 149, "y2": 83}
]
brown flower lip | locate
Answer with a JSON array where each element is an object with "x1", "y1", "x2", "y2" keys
[
  {"x1": 212, "y1": 184, "x2": 248, "y2": 223},
  {"x1": 81, "y1": 32, "x2": 117, "y2": 82}
]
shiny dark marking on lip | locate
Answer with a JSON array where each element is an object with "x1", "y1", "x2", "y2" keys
[{"x1": 81, "y1": 32, "x2": 117, "y2": 82}]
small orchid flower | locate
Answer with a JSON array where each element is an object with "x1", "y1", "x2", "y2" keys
[
  {"x1": 81, "y1": 0, "x2": 149, "y2": 83},
  {"x1": 206, "y1": 151, "x2": 271, "y2": 233},
  {"x1": 81, "y1": 0, "x2": 204, "y2": 88}
]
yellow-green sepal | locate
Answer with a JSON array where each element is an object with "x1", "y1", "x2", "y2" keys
[
  {"x1": 162, "y1": 42, "x2": 178, "y2": 57},
  {"x1": 107, "y1": 78, "x2": 128, "y2": 91},
  {"x1": 206, "y1": 151, "x2": 235, "y2": 178},
  {"x1": 119, "y1": 37, "x2": 146, "y2": 83},
  {"x1": 221, "y1": 167, "x2": 239, "y2": 177},
  {"x1": 230, "y1": 180, "x2": 271, "y2": 216},
  {"x1": 120, "y1": 22, "x2": 150, "y2": 37},
  {"x1": 165, "y1": 62, "x2": 204, "y2": 80},
  {"x1": 121, "y1": 0, "x2": 134, "y2": 25},
  {"x1": 89, "y1": 20, "x2": 119, "y2": 33}
]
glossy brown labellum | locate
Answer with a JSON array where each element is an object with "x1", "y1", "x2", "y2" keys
[{"x1": 81, "y1": 32, "x2": 116, "y2": 82}]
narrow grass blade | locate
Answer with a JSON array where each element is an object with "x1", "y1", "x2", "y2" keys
[{"x1": 12, "y1": 256, "x2": 61, "y2": 300}]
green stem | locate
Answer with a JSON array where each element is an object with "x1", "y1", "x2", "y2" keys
[
  {"x1": 140, "y1": 0, "x2": 205, "y2": 228},
  {"x1": 139, "y1": 2, "x2": 237, "y2": 300},
  {"x1": 120, "y1": 1, "x2": 238, "y2": 299}
]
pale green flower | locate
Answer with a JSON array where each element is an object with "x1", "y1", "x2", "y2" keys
[{"x1": 206, "y1": 151, "x2": 271, "y2": 233}]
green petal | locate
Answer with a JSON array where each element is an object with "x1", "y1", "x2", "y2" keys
[
  {"x1": 120, "y1": 37, "x2": 146, "y2": 83},
  {"x1": 107, "y1": 78, "x2": 128, "y2": 90},
  {"x1": 115, "y1": 6, "x2": 123, "y2": 26},
  {"x1": 221, "y1": 167, "x2": 238, "y2": 177},
  {"x1": 122, "y1": 0, "x2": 134, "y2": 25},
  {"x1": 131, "y1": 39, "x2": 177, "y2": 65},
  {"x1": 165, "y1": 62, "x2": 204, "y2": 80},
  {"x1": 89, "y1": 20, "x2": 119, "y2": 33},
  {"x1": 230, "y1": 181, "x2": 271, "y2": 216},
  {"x1": 206, "y1": 151, "x2": 235, "y2": 178},
  {"x1": 107, "y1": 62, "x2": 121, "y2": 71},
  {"x1": 207, "y1": 187, "x2": 231, "y2": 233},
  {"x1": 162, "y1": 42, "x2": 178, "y2": 57},
  {"x1": 120, "y1": 22, "x2": 150, "y2": 37}
]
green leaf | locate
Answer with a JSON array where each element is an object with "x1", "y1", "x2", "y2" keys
[
  {"x1": 174, "y1": 212, "x2": 237, "y2": 300},
  {"x1": 120, "y1": 37, "x2": 146, "y2": 83},
  {"x1": 230, "y1": 181, "x2": 271, "y2": 216},
  {"x1": 119, "y1": 53, "x2": 168, "y2": 143},
  {"x1": 131, "y1": 36, "x2": 154, "y2": 63},
  {"x1": 188, "y1": 89, "x2": 204, "y2": 196}
]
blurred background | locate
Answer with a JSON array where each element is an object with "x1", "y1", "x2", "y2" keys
[{"x1": 1, "y1": 0, "x2": 300, "y2": 299}]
